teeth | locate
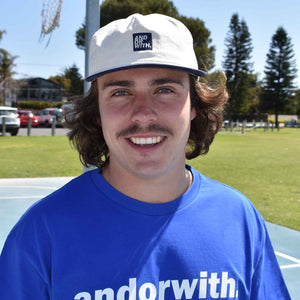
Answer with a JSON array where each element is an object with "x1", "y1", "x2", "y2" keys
[{"x1": 130, "y1": 136, "x2": 163, "y2": 145}]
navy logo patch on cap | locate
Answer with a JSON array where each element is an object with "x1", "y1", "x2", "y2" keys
[{"x1": 133, "y1": 33, "x2": 152, "y2": 51}]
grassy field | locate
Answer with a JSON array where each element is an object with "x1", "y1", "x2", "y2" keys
[
  {"x1": 0, "y1": 129, "x2": 299, "y2": 230},
  {"x1": 0, "y1": 136, "x2": 82, "y2": 178},
  {"x1": 189, "y1": 128, "x2": 300, "y2": 231}
]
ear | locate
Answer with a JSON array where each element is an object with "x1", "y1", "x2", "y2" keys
[
  {"x1": 191, "y1": 107, "x2": 197, "y2": 121},
  {"x1": 97, "y1": 118, "x2": 102, "y2": 127}
]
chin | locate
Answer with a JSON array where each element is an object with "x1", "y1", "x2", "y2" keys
[{"x1": 130, "y1": 161, "x2": 172, "y2": 180}]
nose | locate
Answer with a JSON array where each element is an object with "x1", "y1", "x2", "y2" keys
[{"x1": 131, "y1": 94, "x2": 158, "y2": 124}]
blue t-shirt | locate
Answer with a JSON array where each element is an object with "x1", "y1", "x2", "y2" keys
[{"x1": 0, "y1": 166, "x2": 291, "y2": 299}]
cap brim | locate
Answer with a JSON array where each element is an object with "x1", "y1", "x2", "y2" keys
[{"x1": 86, "y1": 64, "x2": 206, "y2": 82}]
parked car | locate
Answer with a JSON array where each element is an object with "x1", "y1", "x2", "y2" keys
[
  {"x1": 61, "y1": 103, "x2": 74, "y2": 123},
  {"x1": 0, "y1": 106, "x2": 20, "y2": 136},
  {"x1": 284, "y1": 120, "x2": 300, "y2": 128},
  {"x1": 18, "y1": 110, "x2": 39, "y2": 127},
  {"x1": 37, "y1": 108, "x2": 64, "y2": 127}
]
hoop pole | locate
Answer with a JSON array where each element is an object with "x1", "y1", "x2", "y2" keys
[{"x1": 84, "y1": 0, "x2": 100, "y2": 93}]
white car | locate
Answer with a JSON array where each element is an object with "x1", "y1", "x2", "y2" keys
[{"x1": 0, "y1": 106, "x2": 20, "y2": 136}]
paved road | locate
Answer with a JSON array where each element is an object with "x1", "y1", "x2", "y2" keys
[{"x1": 17, "y1": 127, "x2": 69, "y2": 136}]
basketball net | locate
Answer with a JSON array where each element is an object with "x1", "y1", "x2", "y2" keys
[{"x1": 40, "y1": 0, "x2": 63, "y2": 46}]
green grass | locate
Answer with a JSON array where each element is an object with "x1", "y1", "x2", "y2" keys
[
  {"x1": 0, "y1": 136, "x2": 82, "y2": 178},
  {"x1": 0, "y1": 129, "x2": 299, "y2": 231},
  {"x1": 189, "y1": 128, "x2": 300, "y2": 231}
]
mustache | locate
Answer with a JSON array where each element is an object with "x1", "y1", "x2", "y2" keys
[{"x1": 117, "y1": 123, "x2": 173, "y2": 138}]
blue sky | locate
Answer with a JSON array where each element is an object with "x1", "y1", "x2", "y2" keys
[{"x1": 1, "y1": 0, "x2": 299, "y2": 87}]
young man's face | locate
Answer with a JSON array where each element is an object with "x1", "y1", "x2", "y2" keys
[{"x1": 97, "y1": 67, "x2": 196, "y2": 180}]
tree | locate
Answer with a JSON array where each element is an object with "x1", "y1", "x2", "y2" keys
[
  {"x1": 0, "y1": 30, "x2": 6, "y2": 41},
  {"x1": 222, "y1": 14, "x2": 254, "y2": 119},
  {"x1": 260, "y1": 27, "x2": 297, "y2": 128},
  {"x1": 283, "y1": 89, "x2": 300, "y2": 115},
  {"x1": 99, "y1": 0, "x2": 179, "y2": 26},
  {"x1": 293, "y1": 90, "x2": 300, "y2": 115},
  {"x1": 49, "y1": 64, "x2": 84, "y2": 98},
  {"x1": 75, "y1": 23, "x2": 85, "y2": 51},
  {"x1": 64, "y1": 64, "x2": 84, "y2": 97},
  {"x1": 75, "y1": 0, "x2": 215, "y2": 71},
  {"x1": 0, "y1": 30, "x2": 18, "y2": 105},
  {"x1": 0, "y1": 49, "x2": 17, "y2": 83},
  {"x1": 0, "y1": 30, "x2": 17, "y2": 82},
  {"x1": 48, "y1": 75, "x2": 71, "y2": 97},
  {"x1": 178, "y1": 16, "x2": 215, "y2": 70}
]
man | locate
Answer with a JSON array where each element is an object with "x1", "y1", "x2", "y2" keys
[{"x1": 0, "y1": 14, "x2": 290, "y2": 299}]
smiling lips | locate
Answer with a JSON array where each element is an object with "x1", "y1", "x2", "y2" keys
[{"x1": 129, "y1": 136, "x2": 164, "y2": 146}]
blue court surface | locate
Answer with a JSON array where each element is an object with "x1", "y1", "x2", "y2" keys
[{"x1": 1, "y1": 177, "x2": 299, "y2": 299}]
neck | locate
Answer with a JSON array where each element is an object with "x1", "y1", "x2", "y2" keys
[{"x1": 102, "y1": 165, "x2": 192, "y2": 204}]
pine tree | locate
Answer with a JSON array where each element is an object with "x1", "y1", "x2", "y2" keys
[
  {"x1": 64, "y1": 64, "x2": 84, "y2": 97},
  {"x1": 261, "y1": 27, "x2": 297, "y2": 128},
  {"x1": 222, "y1": 14, "x2": 253, "y2": 120}
]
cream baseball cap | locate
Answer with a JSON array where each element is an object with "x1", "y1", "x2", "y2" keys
[{"x1": 86, "y1": 13, "x2": 206, "y2": 81}]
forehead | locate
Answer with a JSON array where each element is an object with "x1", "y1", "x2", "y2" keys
[{"x1": 96, "y1": 67, "x2": 190, "y2": 88}]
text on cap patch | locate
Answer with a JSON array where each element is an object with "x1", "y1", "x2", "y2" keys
[{"x1": 133, "y1": 33, "x2": 152, "y2": 51}]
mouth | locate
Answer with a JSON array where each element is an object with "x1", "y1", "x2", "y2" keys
[{"x1": 128, "y1": 136, "x2": 165, "y2": 147}]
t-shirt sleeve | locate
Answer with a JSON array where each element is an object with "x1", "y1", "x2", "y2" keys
[{"x1": 250, "y1": 223, "x2": 291, "y2": 300}]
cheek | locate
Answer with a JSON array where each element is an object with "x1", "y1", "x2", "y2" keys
[
  {"x1": 99, "y1": 97, "x2": 130, "y2": 120},
  {"x1": 98, "y1": 99, "x2": 115, "y2": 126},
  {"x1": 179, "y1": 96, "x2": 195, "y2": 122},
  {"x1": 98, "y1": 102, "x2": 111, "y2": 137},
  {"x1": 99, "y1": 112, "x2": 114, "y2": 136},
  {"x1": 98, "y1": 103, "x2": 125, "y2": 143}
]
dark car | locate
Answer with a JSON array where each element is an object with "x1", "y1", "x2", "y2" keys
[{"x1": 284, "y1": 120, "x2": 300, "y2": 128}]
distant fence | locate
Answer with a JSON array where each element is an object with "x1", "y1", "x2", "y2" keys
[
  {"x1": 1, "y1": 116, "x2": 297, "y2": 137},
  {"x1": 221, "y1": 120, "x2": 279, "y2": 133},
  {"x1": 1, "y1": 116, "x2": 59, "y2": 137}
]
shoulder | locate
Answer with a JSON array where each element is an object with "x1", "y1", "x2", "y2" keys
[
  {"x1": 190, "y1": 165, "x2": 250, "y2": 201},
  {"x1": 190, "y1": 166, "x2": 268, "y2": 256},
  {"x1": 190, "y1": 165, "x2": 265, "y2": 225},
  {"x1": 32, "y1": 169, "x2": 100, "y2": 208},
  {"x1": 7, "y1": 169, "x2": 102, "y2": 237}
]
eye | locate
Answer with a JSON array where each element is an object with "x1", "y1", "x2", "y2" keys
[
  {"x1": 157, "y1": 87, "x2": 173, "y2": 94},
  {"x1": 112, "y1": 90, "x2": 129, "y2": 97}
]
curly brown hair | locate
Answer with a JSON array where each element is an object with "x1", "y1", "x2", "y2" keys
[{"x1": 66, "y1": 72, "x2": 228, "y2": 170}]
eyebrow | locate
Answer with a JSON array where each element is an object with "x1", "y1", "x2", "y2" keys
[
  {"x1": 102, "y1": 80, "x2": 134, "y2": 90},
  {"x1": 101, "y1": 77, "x2": 185, "y2": 90},
  {"x1": 149, "y1": 78, "x2": 185, "y2": 87}
]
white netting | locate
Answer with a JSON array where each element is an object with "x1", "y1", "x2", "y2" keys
[{"x1": 40, "y1": 0, "x2": 63, "y2": 46}]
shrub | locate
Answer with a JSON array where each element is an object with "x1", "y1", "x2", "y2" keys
[
  {"x1": 18, "y1": 101, "x2": 63, "y2": 110},
  {"x1": 268, "y1": 118, "x2": 286, "y2": 124}
]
